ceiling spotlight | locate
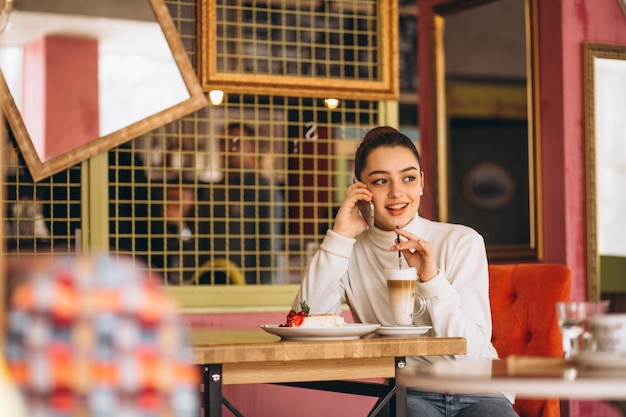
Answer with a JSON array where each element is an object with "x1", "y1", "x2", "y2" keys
[
  {"x1": 209, "y1": 90, "x2": 225, "y2": 106},
  {"x1": 324, "y1": 98, "x2": 340, "y2": 110}
]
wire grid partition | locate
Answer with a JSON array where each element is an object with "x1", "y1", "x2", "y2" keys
[
  {"x1": 3, "y1": 131, "x2": 82, "y2": 255},
  {"x1": 214, "y1": 1, "x2": 379, "y2": 79},
  {"x1": 109, "y1": 96, "x2": 379, "y2": 286}
]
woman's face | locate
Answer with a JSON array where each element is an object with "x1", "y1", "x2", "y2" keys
[{"x1": 360, "y1": 145, "x2": 424, "y2": 231}]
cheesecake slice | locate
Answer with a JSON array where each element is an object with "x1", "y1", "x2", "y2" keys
[{"x1": 296, "y1": 314, "x2": 346, "y2": 328}]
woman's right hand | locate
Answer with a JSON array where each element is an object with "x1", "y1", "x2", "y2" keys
[{"x1": 332, "y1": 181, "x2": 373, "y2": 238}]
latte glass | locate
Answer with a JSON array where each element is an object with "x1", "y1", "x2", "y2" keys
[{"x1": 385, "y1": 267, "x2": 426, "y2": 326}]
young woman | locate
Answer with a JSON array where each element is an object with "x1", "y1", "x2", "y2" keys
[{"x1": 293, "y1": 126, "x2": 518, "y2": 417}]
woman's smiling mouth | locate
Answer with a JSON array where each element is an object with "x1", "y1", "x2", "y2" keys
[{"x1": 386, "y1": 203, "x2": 409, "y2": 213}]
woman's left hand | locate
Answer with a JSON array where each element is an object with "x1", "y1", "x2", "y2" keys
[{"x1": 391, "y1": 228, "x2": 439, "y2": 282}]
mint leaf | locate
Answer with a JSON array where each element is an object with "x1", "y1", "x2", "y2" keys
[{"x1": 300, "y1": 300, "x2": 310, "y2": 315}]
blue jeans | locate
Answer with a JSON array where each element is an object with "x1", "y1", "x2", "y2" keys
[{"x1": 407, "y1": 391, "x2": 519, "y2": 417}]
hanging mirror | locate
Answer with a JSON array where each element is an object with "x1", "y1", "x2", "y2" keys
[
  {"x1": 584, "y1": 42, "x2": 626, "y2": 301},
  {"x1": 429, "y1": 0, "x2": 541, "y2": 261},
  {"x1": 0, "y1": 0, "x2": 207, "y2": 181}
]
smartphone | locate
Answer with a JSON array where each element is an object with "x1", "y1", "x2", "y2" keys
[{"x1": 358, "y1": 200, "x2": 375, "y2": 228}]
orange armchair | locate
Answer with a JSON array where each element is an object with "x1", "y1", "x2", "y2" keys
[{"x1": 489, "y1": 264, "x2": 571, "y2": 417}]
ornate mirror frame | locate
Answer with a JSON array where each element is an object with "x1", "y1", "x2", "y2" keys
[
  {"x1": 0, "y1": 0, "x2": 208, "y2": 182},
  {"x1": 584, "y1": 42, "x2": 626, "y2": 301},
  {"x1": 197, "y1": 0, "x2": 399, "y2": 100},
  {"x1": 429, "y1": 0, "x2": 541, "y2": 261}
]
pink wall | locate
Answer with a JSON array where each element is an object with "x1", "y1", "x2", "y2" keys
[
  {"x1": 416, "y1": 0, "x2": 438, "y2": 221},
  {"x1": 22, "y1": 35, "x2": 99, "y2": 162}
]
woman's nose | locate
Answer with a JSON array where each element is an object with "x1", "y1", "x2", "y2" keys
[{"x1": 388, "y1": 181, "x2": 401, "y2": 197}]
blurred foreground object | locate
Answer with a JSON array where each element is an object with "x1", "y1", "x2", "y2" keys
[
  {"x1": 0, "y1": 356, "x2": 27, "y2": 417},
  {"x1": 4, "y1": 254, "x2": 199, "y2": 417}
]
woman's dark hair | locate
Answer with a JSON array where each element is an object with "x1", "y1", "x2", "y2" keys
[{"x1": 354, "y1": 126, "x2": 421, "y2": 180}]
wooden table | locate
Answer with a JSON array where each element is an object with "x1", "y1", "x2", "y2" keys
[
  {"x1": 396, "y1": 356, "x2": 626, "y2": 399},
  {"x1": 191, "y1": 328, "x2": 466, "y2": 417}
]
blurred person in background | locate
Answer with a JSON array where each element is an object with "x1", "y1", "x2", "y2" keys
[{"x1": 199, "y1": 122, "x2": 283, "y2": 284}]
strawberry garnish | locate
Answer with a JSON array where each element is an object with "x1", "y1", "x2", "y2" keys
[{"x1": 279, "y1": 302, "x2": 310, "y2": 327}]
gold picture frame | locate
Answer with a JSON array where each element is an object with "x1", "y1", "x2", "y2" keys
[{"x1": 197, "y1": 0, "x2": 399, "y2": 100}]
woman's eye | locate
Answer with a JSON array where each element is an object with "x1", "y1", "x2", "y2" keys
[
  {"x1": 403, "y1": 176, "x2": 417, "y2": 183},
  {"x1": 372, "y1": 178, "x2": 387, "y2": 185}
]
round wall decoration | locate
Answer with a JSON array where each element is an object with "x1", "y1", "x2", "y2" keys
[{"x1": 462, "y1": 161, "x2": 516, "y2": 210}]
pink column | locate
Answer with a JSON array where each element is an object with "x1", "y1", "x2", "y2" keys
[{"x1": 22, "y1": 35, "x2": 99, "y2": 162}]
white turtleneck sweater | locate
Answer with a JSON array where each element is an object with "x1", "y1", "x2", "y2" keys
[{"x1": 294, "y1": 214, "x2": 499, "y2": 363}]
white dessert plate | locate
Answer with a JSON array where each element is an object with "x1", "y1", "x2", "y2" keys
[
  {"x1": 376, "y1": 325, "x2": 432, "y2": 336},
  {"x1": 260, "y1": 323, "x2": 380, "y2": 341},
  {"x1": 574, "y1": 351, "x2": 626, "y2": 369}
]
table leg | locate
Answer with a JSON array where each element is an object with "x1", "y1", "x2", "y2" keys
[
  {"x1": 367, "y1": 357, "x2": 407, "y2": 417},
  {"x1": 202, "y1": 364, "x2": 246, "y2": 417},
  {"x1": 203, "y1": 364, "x2": 223, "y2": 417},
  {"x1": 393, "y1": 357, "x2": 407, "y2": 417}
]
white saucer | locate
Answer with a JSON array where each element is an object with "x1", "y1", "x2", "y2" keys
[
  {"x1": 574, "y1": 351, "x2": 626, "y2": 369},
  {"x1": 376, "y1": 325, "x2": 432, "y2": 336}
]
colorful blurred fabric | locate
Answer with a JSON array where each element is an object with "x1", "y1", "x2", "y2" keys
[
  {"x1": 0, "y1": 356, "x2": 28, "y2": 417},
  {"x1": 4, "y1": 254, "x2": 199, "y2": 417}
]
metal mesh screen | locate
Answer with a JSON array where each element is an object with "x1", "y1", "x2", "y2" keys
[
  {"x1": 4, "y1": 132, "x2": 82, "y2": 256},
  {"x1": 108, "y1": 95, "x2": 379, "y2": 285},
  {"x1": 215, "y1": 0, "x2": 380, "y2": 80}
]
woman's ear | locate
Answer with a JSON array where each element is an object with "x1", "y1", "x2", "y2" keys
[{"x1": 420, "y1": 171, "x2": 425, "y2": 195}]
